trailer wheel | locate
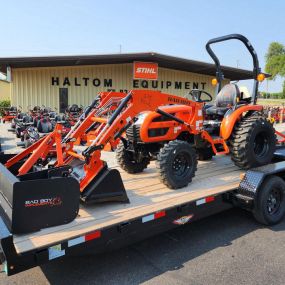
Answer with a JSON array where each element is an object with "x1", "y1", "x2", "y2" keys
[
  {"x1": 230, "y1": 115, "x2": 276, "y2": 169},
  {"x1": 116, "y1": 141, "x2": 150, "y2": 173},
  {"x1": 253, "y1": 175, "x2": 285, "y2": 225},
  {"x1": 156, "y1": 140, "x2": 197, "y2": 189}
]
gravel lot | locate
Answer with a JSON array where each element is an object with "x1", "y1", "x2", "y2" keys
[{"x1": 1, "y1": 122, "x2": 285, "y2": 285}]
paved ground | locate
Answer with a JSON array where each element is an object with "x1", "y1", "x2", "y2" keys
[{"x1": 1, "y1": 122, "x2": 285, "y2": 284}]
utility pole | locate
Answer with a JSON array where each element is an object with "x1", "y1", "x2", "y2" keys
[
  {"x1": 236, "y1": 60, "x2": 240, "y2": 68},
  {"x1": 119, "y1": 44, "x2": 122, "y2": 54}
]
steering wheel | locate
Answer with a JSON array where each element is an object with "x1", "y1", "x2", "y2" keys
[{"x1": 188, "y1": 89, "x2": 213, "y2": 103}]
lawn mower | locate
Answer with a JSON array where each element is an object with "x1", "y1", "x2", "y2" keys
[
  {"x1": 66, "y1": 104, "x2": 83, "y2": 125},
  {"x1": 0, "y1": 34, "x2": 282, "y2": 235},
  {"x1": 2, "y1": 106, "x2": 19, "y2": 123},
  {"x1": 19, "y1": 114, "x2": 71, "y2": 148}
]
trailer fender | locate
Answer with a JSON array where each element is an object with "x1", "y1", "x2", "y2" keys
[
  {"x1": 220, "y1": 105, "x2": 263, "y2": 140},
  {"x1": 238, "y1": 161, "x2": 285, "y2": 199}
]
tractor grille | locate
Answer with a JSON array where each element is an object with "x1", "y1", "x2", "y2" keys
[{"x1": 126, "y1": 124, "x2": 142, "y2": 142}]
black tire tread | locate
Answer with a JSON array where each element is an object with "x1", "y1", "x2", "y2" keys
[
  {"x1": 116, "y1": 141, "x2": 150, "y2": 174},
  {"x1": 253, "y1": 175, "x2": 285, "y2": 225},
  {"x1": 230, "y1": 114, "x2": 276, "y2": 169},
  {"x1": 156, "y1": 140, "x2": 197, "y2": 189}
]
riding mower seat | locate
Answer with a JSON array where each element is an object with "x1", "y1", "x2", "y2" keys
[
  {"x1": 22, "y1": 115, "x2": 33, "y2": 126},
  {"x1": 206, "y1": 84, "x2": 241, "y2": 116},
  {"x1": 37, "y1": 118, "x2": 53, "y2": 134}
]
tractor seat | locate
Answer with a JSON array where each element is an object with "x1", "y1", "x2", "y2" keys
[{"x1": 206, "y1": 84, "x2": 240, "y2": 116}]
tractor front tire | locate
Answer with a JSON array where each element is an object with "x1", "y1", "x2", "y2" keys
[
  {"x1": 230, "y1": 114, "x2": 276, "y2": 169},
  {"x1": 156, "y1": 140, "x2": 197, "y2": 189},
  {"x1": 116, "y1": 141, "x2": 150, "y2": 174}
]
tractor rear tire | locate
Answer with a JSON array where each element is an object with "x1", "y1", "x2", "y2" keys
[
  {"x1": 156, "y1": 140, "x2": 197, "y2": 189},
  {"x1": 197, "y1": 147, "x2": 215, "y2": 161},
  {"x1": 116, "y1": 141, "x2": 150, "y2": 174},
  {"x1": 230, "y1": 114, "x2": 276, "y2": 169}
]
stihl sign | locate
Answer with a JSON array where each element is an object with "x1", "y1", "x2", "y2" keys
[{"x1": 133, "y1": 62, "x2": 158, "y2": 80}]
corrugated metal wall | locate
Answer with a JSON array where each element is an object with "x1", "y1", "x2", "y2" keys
[
  {"x1": 11, "y1": 63, "x2": 229, "y2": 111},
  {"x1": 0, "y1": 80, "x2": 11, "y2": 101}
]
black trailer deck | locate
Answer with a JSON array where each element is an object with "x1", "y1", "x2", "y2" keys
[{"x1": 0, "y1": 153, "x2": 243, "y2": 275}]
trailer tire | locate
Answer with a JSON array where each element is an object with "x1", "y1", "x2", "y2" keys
[
  {"x1": 116, "y1": 141, "x2": 150, "y2": 174},
  {"x1": 253, "y1": 175, "x2": 285, "y2": 225},
  {"x1": 230, "y1": 115, "x2": 276, "y2": 169},
  {"x1": 156, "y1": 140, "x2": 197, "y2": 189},
  {"x1": 197, "y1": 147, "x2": 215, "y2": 161}
]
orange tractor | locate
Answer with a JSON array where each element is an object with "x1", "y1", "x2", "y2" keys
[
  {"x1": 0, "y1": 34, "x2": 282, "y2": 234},
  {"x1": 116, "y1": 34, "x2": 278, "y2": 188}
]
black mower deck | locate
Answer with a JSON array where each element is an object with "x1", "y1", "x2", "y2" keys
[{"x1": 12, "y1": 153, "x2": 242, "y2": 254}]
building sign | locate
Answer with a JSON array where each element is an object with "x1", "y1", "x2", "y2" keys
[
  {"x1": 51, "y1": 77, "x2": 112, "y2": 87},
  {"x1": 133, "y1": 62, "x2": 158, "y2": 80},
  {"x1": 50, "y1": 76, "x2": 207, "y2": 93},
  {"x1": 51, "y1": 76, "x2": 206, "y2": 91}
]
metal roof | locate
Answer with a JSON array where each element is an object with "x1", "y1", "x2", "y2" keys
[{"x1": 0, "y1": 52, "x2": 254, "y2": 80}]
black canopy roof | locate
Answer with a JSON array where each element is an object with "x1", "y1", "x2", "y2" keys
[{"x1": 0, "y1": 52, "x2": 254, "y2": 80}]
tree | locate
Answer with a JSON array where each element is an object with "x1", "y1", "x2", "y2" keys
[{"x1": 265, "y1": 42, "x2": 285, "y2": 97}]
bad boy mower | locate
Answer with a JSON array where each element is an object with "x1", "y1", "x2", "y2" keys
[{"x1": 0, "y1": 34, "x2": 281, "y2": 235}]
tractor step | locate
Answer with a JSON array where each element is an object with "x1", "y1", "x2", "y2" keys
[{"x1": 211, "y1": 137, "x2": 229, "y2": 155}]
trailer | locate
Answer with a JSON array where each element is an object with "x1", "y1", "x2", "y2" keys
[{"x1": 1, "y1": 148, "x2": 285, "y2": 276}]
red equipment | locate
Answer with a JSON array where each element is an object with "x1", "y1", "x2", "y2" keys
[{"x1": 2, "y1": 106, "x2": 18, "y2": 123}]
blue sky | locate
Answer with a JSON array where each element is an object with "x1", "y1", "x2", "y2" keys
[{"x1": 0, "y1": 0, "x2": 284, "y2": 92}]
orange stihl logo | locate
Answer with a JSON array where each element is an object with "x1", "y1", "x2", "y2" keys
[
  {"x1": 133, "y1": 62, "x2": 158, "y2": 80},
  {"x1": 136, "y1": 67, "x2": 156, "y2": 74}
]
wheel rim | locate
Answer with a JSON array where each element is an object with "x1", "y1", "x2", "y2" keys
[
  {"x1": 267, "y1": 187, "x2": 282, "y2": 215},
  {"x1": 172, "y1": 151, "x2": 193, "y2": 178},
  {"x1": 253, "y1": 132, "x2": 270, "y2": 158}
]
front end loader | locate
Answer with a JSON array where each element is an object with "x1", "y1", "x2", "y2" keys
[{"x1": 0, "y1": 90, "x2": 202, "y2": 234}]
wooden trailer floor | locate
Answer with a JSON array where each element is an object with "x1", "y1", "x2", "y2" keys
[{"x1": 13, "y1": 153, "x2": 243, "y2": 254}]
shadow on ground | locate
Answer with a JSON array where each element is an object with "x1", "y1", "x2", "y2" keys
[{"x1": 40, "y1": 208, "x2": 285, "y2": 285}]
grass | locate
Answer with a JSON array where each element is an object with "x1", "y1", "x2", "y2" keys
[{"x1": 257, "y1": 98, "x2": 285, "y2": 106}]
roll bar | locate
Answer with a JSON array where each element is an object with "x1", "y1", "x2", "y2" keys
[{"x1": 206, "y1": 34, "x2": 261, "y2": 104}]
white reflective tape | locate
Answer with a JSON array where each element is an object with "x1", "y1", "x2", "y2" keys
[
  {"x1": 68, "y1": 236, "x2": 85, "y2": 247},
  {"x1": 198, "y1": 110, "x2": 202, "y2": 116},
  {"x1": 196, "y1": 198, "x2": 206, "y2": 206},
  {"x1": 48, "y1": 244, "x2": 65, "y2": 260},
  {"x1": 126, "y1": 116, "x2": 132, "y2": 123},
  {"x1": 142, "y1": 214, "x2": 154, "y2": 223}
]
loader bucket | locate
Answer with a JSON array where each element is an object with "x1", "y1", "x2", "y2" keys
[
  {"x1": 0, "y1": 154, "x2": 80, "y2": 234},
  {"x1": 80, "y1": 166, "x2": 130, "y2": 204}
]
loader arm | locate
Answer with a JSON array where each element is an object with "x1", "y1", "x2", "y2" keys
[
  {"x1": 5, "y1": 90, "x2": 202, "y2": 196},
  {"x1": 78, "y1": 90, "x2": 203, "y2": 191}
]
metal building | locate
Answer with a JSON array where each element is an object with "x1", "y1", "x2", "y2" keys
[{"x1": 0, "y1": 52, "x2": 252, "y2": 111}]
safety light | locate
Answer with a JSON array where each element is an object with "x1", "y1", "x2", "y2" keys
[
  {"x1": 211, "y1": 78, "x2": 218, "y2": 86},
  {"x1": 257, "y1": 73, "x2": 265, "y2": 82}
]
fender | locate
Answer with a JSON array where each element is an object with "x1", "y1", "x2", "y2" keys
[{"x1": 220, "y1": 105, "x2": 263, "y2": 140}]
